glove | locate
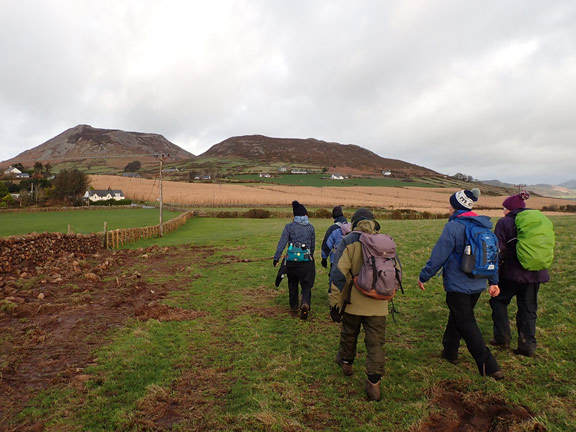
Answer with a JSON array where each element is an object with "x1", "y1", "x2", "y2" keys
[
  {"x1": 273, "y1": 259, "x2": 278, "y2": 267},
  {"x1": 329, "y1": 305, "x2": 342, "y2": 323},
  {"x1": 321, "y1": 258, "x2": 328, "y2": 268}
]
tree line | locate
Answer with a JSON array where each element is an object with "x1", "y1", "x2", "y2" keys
[{"x1": 1, "y1": 162, "x2": 90, "y2": 208}]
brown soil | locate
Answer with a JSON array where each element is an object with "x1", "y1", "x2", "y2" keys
[
  {"x1": 413, "y1": 380, "x2": 546, "y2": 431},
  {"x1": 1, "y1": 246, "x2": 546, "y2": 431},
  {"x1": 0, "y1": 244, "x2": 215, "y2": 431}
]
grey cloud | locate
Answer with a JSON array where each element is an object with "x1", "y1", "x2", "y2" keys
[{"x1": 1, "y1": 0, "x2": 575, "y2": 185}]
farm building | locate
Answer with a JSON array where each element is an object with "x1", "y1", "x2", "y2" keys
[
  {"x1": 4, "y1": 166, "x2": 22, "y2": 175},
  {"x1": 3, "y1": 167, "x2": 29, "y2": 178},
  {"x1": 330, "y1": 174, "x2": 344, "y2": 180},
  {"x1": 83, "y1": 187, "x2": 126, "y2": 202}
]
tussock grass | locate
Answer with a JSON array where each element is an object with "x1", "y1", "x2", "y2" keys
[{"x1": 17, "y1": 215, "x2": 576, "y2": 431}]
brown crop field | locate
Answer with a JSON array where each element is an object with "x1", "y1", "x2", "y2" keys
[{"x1": 90, "y1": 175, "x2": 575, "y2": 216}]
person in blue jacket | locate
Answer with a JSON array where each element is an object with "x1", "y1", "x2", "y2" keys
[
  {"x1": 418, "y1": 189, "x2": 504, "y2": 380},
  {"x1": 320, "y1": 206, "x2": 348, "y2": 269}
]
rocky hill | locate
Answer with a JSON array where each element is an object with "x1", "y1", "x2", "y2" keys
[
  {"x1": 2, "y1": 127, "x2": 440, "y2": 178},
  {"x1": 200, "y1": 135, "x2": 439, "y2": 176},
  {"x1": 1, "y1": 124, "x2": 194, "y2": 167}
]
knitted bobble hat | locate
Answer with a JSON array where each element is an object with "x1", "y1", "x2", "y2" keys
[
  {"x1": 449, "y1": 188, "x2": 481, "y2": 211},
  {"x1": 351, "y1": 208, "x2": 374, "y2": 228},
  {"x1": 292, "y1": 200, "x2": 308, "y2": 216},
  {"x1": 502, "y1": 190, "x2": 530, "y2": 211},
  {"x1": 331, "y1": 206, "x2": 344, "y2": 219}
]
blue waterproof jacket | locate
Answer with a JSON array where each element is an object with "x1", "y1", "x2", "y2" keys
[
  {"x1": 321, "y1": 216, "x2": 348, "y2": 259},
  {"x1": 326, "y1": 223, "x2": 351, "y2": 264},
  {"x1": 419, "y1": 211, "x2": 498, "y2": 293}
]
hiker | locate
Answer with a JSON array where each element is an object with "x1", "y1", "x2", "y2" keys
[
  {"x1": 489, "y1": 191, "x2": 551, "y2": 357},
  {"x1": 273, "y1": 200, "x2": 316, "y2": 320},
  {"x1": 320, "y1": 205, "x2": 348, "y2": 270},
  {"x1": 328, "y1": 208, "x2": 390, "y2": 401},
  {"x1": 326, "y1": 221, "x2": 352, "y2": 267},
  {"x1": 417, "y1": 189, "x2": 504, "y2": 380}
]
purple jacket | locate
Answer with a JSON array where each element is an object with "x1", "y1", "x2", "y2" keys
[{"x1": 494, "y1": 209, "x2": 550, "y2": 284}]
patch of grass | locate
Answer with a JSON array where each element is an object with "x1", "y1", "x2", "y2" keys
[
  {"x1": 0, "y1": 208, "x2": 182, "y2": 236},
  {"x1": 232, "y1": 173, "x2": 434, "y2": 187},
  {"x1": 19, "y1": 214, "x2": 576, "y2": 430}
]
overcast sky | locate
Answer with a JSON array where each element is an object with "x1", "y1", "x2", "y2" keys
[{"x1": 1, "y1": 0, "x2": 575, "y2": 185}]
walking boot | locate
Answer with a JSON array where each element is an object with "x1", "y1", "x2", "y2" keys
[
  {"x1": 441, "y1": 350, "x2": 458, "y2": 365},
  {"x1": 489, "y1": 370, "x2": 505, "y2": 380},
  {"x1": 335, "y1": 351, "x2": 353, "y2": 376},
  {"x1": 300, "y1": 303, "x2": 309, "y2": 320},
  {"x1": 365, "y1": 379, "x2": 381, "y2": 401},
  {"x1": 489, "y1": 339, "x2": 510, "y2": 349}
]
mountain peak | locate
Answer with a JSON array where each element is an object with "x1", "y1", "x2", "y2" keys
[
  {"x1": 1, "y1": 125, "x2": 194, "y2": 165},
  {"x1": 201, "y1": 135, "x2": 438, "y2": 176}
]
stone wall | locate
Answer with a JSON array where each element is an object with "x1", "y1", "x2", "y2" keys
[{"x1": 0, "y1": 232, "x2": 104, "y2": 273}]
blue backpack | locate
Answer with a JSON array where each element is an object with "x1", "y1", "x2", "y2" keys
[{"x1": 456, "y1": 219, "x2": 499, "y2": 279}]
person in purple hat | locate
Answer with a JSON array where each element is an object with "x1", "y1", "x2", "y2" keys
[{"x1": 489, "y1": 191, "x2": 550, "y2": 357}]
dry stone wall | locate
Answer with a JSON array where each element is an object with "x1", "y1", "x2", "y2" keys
[{"x1": 0, "y1": 232, "x2": 103, "y2": 273}]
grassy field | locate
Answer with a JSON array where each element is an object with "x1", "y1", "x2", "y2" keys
[
  {"x1": 7, "y1": 214, "x2": 574, "y2": 431},
  {"x1": 0, "y1": 208, "x2": 182, "y2": 236},
  {"x1": 231, "y1": 174, "x2": 434, "y2": 188}
]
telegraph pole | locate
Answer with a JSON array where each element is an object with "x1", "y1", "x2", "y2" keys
[
  {"x1": 157, "y1": 153, "x2": 170, "y2": 236},
  {"x1": 514, "y1": 184, "x2": 526, "y2": 193}
]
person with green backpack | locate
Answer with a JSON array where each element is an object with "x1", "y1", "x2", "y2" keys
[{"x1": 489, "y1": 191, "x2": 554, "y2": 357}]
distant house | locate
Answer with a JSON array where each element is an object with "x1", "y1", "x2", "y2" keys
[
  {"x1": 330, "y1": 174, "x2": 345, "y2": 180},
  {"x1": 83, "y1": 187, "x2": 126, "y2": 202},
  {"x1": 16, "y1": 172, "x2": 30, "y2": 179},
  {"x1": 382, "y1": 170, "x2": 392, "y2": 176},
  {"x1": 4, "y1": 166, "x2": 22, "y2": 175},
  {"x1": 278, "y1": 166, "x2": 288, "y2": 172},
  {"x1": 291, "y1": 169, "x2": 308, "y2": 174},
  {"x1": 122, "y1": 172, "x2": 142, "y2": 178},
  {"x1": 259, "y1": 173, "x2": 271, "y2": 178}
]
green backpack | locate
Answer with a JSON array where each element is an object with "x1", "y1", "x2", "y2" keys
[{"x1": 515, "y1": 210, "x2": 555, "y2": 271}]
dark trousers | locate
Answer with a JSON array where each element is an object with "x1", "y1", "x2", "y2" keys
[
  {"x1": 443, "y1": 292, "x2": 499, "y2": 376},
  {"x1": 489, "y1": 279, "x2": 539, "y2": 353},
  {"x1": 286, "y1": 260, "x2": 315, "y2": 310},
  {"x1": 339, "y1": 313, "x2": 387, "y2": 375}
]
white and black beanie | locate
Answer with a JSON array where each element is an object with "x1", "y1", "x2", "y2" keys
[{"x1": 449, "y1": 188, "x2": 481, "y2": 211}]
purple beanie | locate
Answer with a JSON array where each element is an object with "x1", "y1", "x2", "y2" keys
[
  {"x1": 503, "y1": 191, "x2": 530, "y2": 211},
  {"x1": 449, "y1": 188, "x2": 480, "y2": 211}
]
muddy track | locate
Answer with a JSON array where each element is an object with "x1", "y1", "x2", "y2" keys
[{"x1": 0, "y1": 245, "x2": 215, "y2": 430}]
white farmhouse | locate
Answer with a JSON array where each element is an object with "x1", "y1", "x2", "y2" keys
[
  {"x1": 330, "y1": 174, "x2": 344, "y2": 180},
  {"x1": 83, "y1": 187, "x2": 126, "y2": 202},
  {"x1": 4, "y1": 166, "x2": 22, "y2": 175}
]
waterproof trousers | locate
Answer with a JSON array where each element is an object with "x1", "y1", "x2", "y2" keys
[
  {"x1": 443, "y1": 292, "x2": 499, "y2": 376},
  {"x1": 489, "y1": 278, "x2": 539, "y2": 354},
  {"x1": 339, "y1": 313, "x2": 387, "y2": 376},
  {"x1": 286, "y1": 260, "x2": 315, "y2": 310}
]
